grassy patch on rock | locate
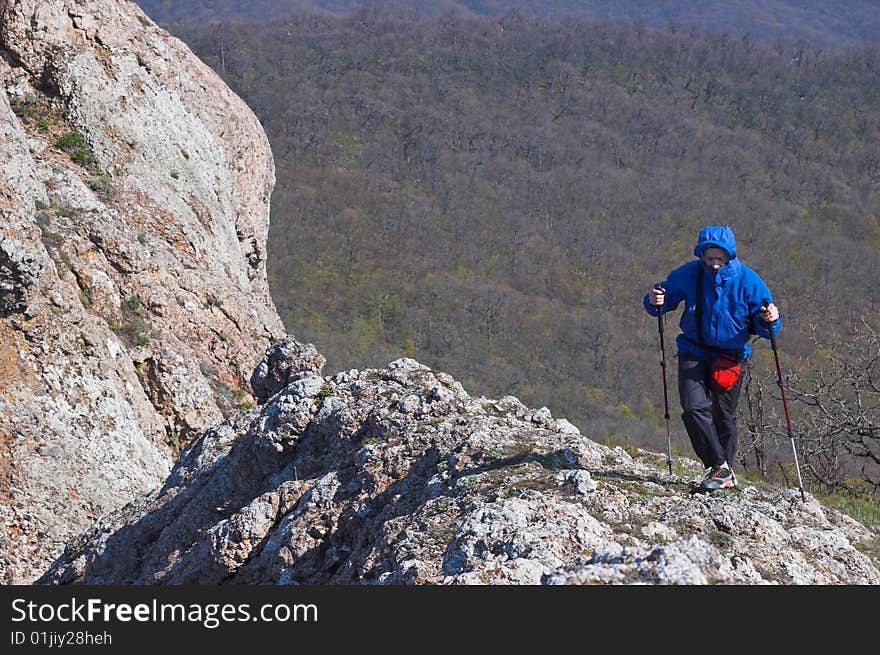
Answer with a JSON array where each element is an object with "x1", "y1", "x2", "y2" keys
[{"x1": 815, "y1": 481, "x2": 880, "y2": 532}]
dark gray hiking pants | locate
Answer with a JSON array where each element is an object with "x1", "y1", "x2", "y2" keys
[{"x1": 678, "y1": 353, "x2": 743, "y2": 469}]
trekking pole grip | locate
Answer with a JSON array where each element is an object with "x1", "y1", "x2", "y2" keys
[
  {"x1": 762, "y1": 297, "x2": 779, "y2": 350},
  {"x1": 654, "y1": 284, "x2": 665, "y2": 334},
  {"x1": 653, "y1": 283, "x2": 665, "y2": 309}
]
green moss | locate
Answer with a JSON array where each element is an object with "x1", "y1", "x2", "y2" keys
[
  {"x1": 126, "y1": 295, "x2": 143, "y2": 313},
  {"x1": 57, "y1": 131, "x2": 86, "y2": 150},
  {"x1": 434, "y1": 497, "x2": 452, "y2": 511},
  {"x1": 315, "y1": 383, "x2": 334, "y2": 404},
  {"x1": 57, "y1": 132, "x2": 97, "y2": 168},
  {"x1": 708, "y1": 530, "x2": 733, "y2": 549},
  {"x1": 87, "y1": 175, "x2": 113, "y2": 198},
  {"x1": 110, "y1": 295, "x2": 149, "y2": 347},
  {"x1": 165, "y1": 430, "x2": 180, "y2": 449},
  {"x1": 10, "y1": 94, "x2": 39, "y2": 118},
  {"x1": 455, "y1": 475, "x2": 477, "y2": 490},
  {"x1": 73, "y1": 146, "x2": 95, "y2": 166}
]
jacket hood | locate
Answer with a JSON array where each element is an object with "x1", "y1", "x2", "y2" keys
[{"x1": 694, "y1": 225, "x2": 737, "y2": 259}]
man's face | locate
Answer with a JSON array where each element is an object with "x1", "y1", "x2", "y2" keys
[{"x1": 702, "y1": 246, "x2": 729, "y2": 270}]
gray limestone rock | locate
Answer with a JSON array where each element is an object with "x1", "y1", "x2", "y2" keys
[
  {"x1": 250, "y1": 334, "x2": 326, "y2": 404},
  {"x1": 0, "y1": 238, "x2": 42, "y2": 316},
  {"x1": 0, "y1": 0, "x2": 285, "y2": 583},
  {"x1": 37, "y1": 350, "x2": 880, "y2": 586}
]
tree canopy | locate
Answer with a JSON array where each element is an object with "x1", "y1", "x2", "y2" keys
[{"x1": 163, "y1": 10, "x2": 879, "y2": 483}]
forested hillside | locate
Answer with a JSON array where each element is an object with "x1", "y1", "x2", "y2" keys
[
  {"x1": 164, "y1": 10, "x2": 879, "y2": 488},
  {"x1": 137, "y1": 0, "x2": 880, "y2": 51}
]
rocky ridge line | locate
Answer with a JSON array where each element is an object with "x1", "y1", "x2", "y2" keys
[{"x1": 39, "y1": 336, "x2": 880, "y2": 585}]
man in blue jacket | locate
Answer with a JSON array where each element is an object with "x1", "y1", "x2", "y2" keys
[{"x1": 644, "y1": 226, "x2": 780, "y2": 490}]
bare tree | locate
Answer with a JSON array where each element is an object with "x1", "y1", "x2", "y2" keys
[
  {"x1": 787, "y1": 321, "x2": 880, "y2": 491},
  {"x1": 745, "y1": 321, "x2": 880, "y2": 492},
  {"x1": 740, "y1": 363, "x2": 772, "y2": 477}
]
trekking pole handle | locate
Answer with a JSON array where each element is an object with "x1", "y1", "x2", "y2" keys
[
  {"x1": 762, "y1": 298, "x2": 778, "y2": 349},
  {"x1": 653, "y1": 284, "x2": 665, "y2": 334},
  {"x1": 652, "y1": 283, "x2": 665, "y2": 308}
]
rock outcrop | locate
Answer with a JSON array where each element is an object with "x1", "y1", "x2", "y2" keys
[
  {"x1": 39, "y1": 342, "x2": 880, "y2": 585},
  {"x1": 0, "y1": 0, "x2": 284, "y2": 583}
]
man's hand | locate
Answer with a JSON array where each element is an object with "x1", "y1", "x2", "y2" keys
[
  {"x1": 649, "y1": 286, "x2": 665, "y2": 307},
  {"x1": 759, "y1": 302, "x2": 779, "y2": 323}
]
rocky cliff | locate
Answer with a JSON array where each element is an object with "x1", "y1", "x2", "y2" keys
[
  {"x1": 39, "y1": 337, "x2": 880, "y2": 585},
  {"x1": 0, "y1": 0, "x2": 284, "y2": 584}
]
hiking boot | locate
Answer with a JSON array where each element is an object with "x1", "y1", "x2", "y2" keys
[{"x1": 700, "y1": 465, "x2": 734, "y2": 491}]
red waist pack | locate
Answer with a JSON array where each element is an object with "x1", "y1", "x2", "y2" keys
[{"x1": 710, "y1": 353, "x2": 742, "y2": 392}]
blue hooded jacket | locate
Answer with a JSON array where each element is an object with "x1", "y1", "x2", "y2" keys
[{"x1": 643, "y1": 225, "x2": 780, "y2": 360}]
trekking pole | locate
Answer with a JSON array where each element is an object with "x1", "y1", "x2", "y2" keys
[
  {"x1": 763, "y1": 299, "x2": 806, "y2": 503},
  {"x1": 654, "y1": 284, "x2": 673, "y2": 475}
]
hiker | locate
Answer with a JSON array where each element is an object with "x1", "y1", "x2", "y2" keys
[{"x1": 643, "y1": 225, "x2": 780, "y2": 490}]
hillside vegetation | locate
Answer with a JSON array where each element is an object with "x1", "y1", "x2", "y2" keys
[
  {"x1": 138, "y1": 0, "x2": 880, "y2": 52},
  {"x1": 166, "y1": 11, "x2": 879, "y2": 490}
]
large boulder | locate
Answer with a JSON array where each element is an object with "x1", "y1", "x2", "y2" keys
[{"x1": 250, "y1": 334, "x2": 326, "y2": 404}]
